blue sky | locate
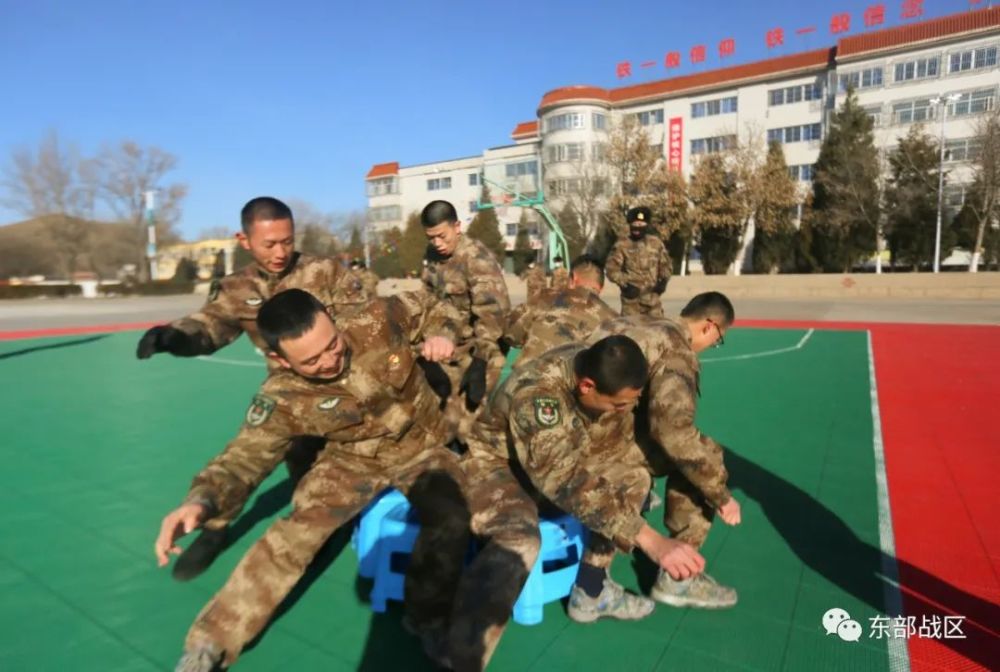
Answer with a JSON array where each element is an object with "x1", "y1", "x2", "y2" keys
[{"x1": 0, "y1": 0, "x2": 979, "y2": 239}]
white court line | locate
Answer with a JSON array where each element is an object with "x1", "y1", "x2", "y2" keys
[
  {"x1": 868, "y1": 330, "x2": 911, "y2": 672},
  {"x1": 701, "y1": 328, "x2": 815, "y2": 363},
  {"x1": 196, "y1": 355, "x2": 264, "y2": 368}
]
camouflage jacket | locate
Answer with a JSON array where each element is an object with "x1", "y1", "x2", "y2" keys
[
  {"x1": 504, "y1": 287, "x2": 617, "y2": 367},
  {"x1": 519, "y1": 265, "x2": 546, "y2": 303},
  {"x1": 550, "y1": 267, "x2": 570, "y2": 291},
  {"x1": 352, "y1": 268, "x2": 380, "y2": 297},
  {"x1": 469, "y1": 343, "x2": 647, "y2": 552},
  {"x1": 605, "y1": 236, "x2": 671, "y2": 292},
  {"x1": 170, "y1": 253, "x2": 370, "y2": 359},
  {"x1": 590, "y1": 316, "x2": 731, "y2": 508},
  {"x1": 422, "y1": 235, "x2": 510, "y2": 362},
  {"x1": 183, "y1": 294, "x2": 456, "y2": 519}
]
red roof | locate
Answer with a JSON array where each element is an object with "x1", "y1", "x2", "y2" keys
[
  {"x1": 365, "y1": 162, "x2": 399, "y2": 179},
  {"x1": 539, "y1": 49, "x2": 833, "y2": 112},
  {"x1": 838, "y1": 5, "x2": 1000, "y2": 58},
  {"x1": 511, "y1": 120, "x2": 539, "y2": 139}
]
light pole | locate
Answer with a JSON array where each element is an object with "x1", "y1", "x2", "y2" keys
[
  {"x1": 929, "y1": 93, "x2": 960, "y2": 273},
  {"x1": 144, "y1": 190, "x2": 158, "y2": 281}
]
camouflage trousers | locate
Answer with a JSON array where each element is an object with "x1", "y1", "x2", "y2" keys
[
  {"x1": 201, "y1": 435, "x2": 324, "y2": 532},
  {"x1": 620, "y1": 291, "x2": 665, "y2": 318},
  {"x1": 450, "y1": 449, "x2": 541, "y2": 672},
  {"x1": 185, "y1": 436, "x2": 470, "y2": 667}
]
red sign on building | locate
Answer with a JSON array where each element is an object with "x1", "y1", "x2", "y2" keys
[{"x1": 668, "y1": 117, "x2": 684, "y2": 172}]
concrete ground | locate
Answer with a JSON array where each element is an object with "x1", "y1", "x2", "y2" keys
[{"x1": 1, "y1": 280, "x2": 998, "y2": 332}]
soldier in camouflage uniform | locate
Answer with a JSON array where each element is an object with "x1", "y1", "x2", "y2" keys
[
  {"x1": 519, "y1": 259, "x2": 546, "y2": 305},
  {"x1": 137, "y1": 197, "x2": 374, "y2": 581},
  {"x1": 504, "y1": 255, "x2": 617, "y2": 367},
  {"x1": 420, "y1": 200, "x2": 511, "y2": 438},
  {"x1": 589, "y1": 291, "x2": 741, "y2": 609},
  {"x1": 549, "y1": 255, "x2": 569, "y2": 291},
  {"x1": 155, "y1": 289, "x2": 469, "y2": 671},
  {"x1": 450, "y1": 337, "x2": 705, "y2": 670},
  {"x1": 605, "y1": 207, "x2": 672, "y2": 317},
  {"x1": 349, "y1": 257, "x2": 380, "y2": 296}
]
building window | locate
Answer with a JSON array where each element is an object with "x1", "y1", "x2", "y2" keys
[
  {"x1": 945, "y1": 138, "x2": 983, "y2": 162},
  {"x1": 838, "y1": 67, "x2": 883, "y2": 92},
  {"x1": 863, "y1": 105, "x2": 883, "y2": 127},
  {"x1": 366, "y1": 176, "x2": 399, "y2": 196},
  {"x1": 949, "y1": 88, "x2": 996, "y2": 118},
  {"x1": 690, "y1": 135, "x2": 736, "y2": 155},
  {"x1": 949, "y1": 46, "x2": 998, "y2": 73},
  {"x1": 636, "y1": 109, "x2": 665, "y2": 126},
  {"x1": 768, "y1": 84, "x2": 822, "y2": 106},
  {"x1": 505, "y1": 160, "x2": 538, "y2": 178},
  {"x1": 468, "y1": 173, "x2": 479, "y2": 186},
  {"x1": 893, "y1": 56, "x2": 939, "y2": 82},
  {"x1": 546, "y1": 178, "x2": 583, "y2": 196},
  {"x1": 892, "y1": 98, "x2": 933, "y2": 124},
  {"x1": 468, "y1": 201, "x2": 479, "y2": 213},
  {"x1": 592, "y1": 142, "x2": 607, "y2": 162},
  {"x1": 592, "y1": 113, "x2": 607, "y2": 130},
  {"x1": 767, "y1": 123, "x2": 821, "y2": 145},
  {"x1": 545, "y1": 143, "x2": 586, "y2": 163},
  {"x1": 367, "y1": 205, "x2": 401, "y2": 222},
  {"x1": 427, "y1": 177, "x2": 452, "y2": 191},
  {"x1": 787, "y1": 164, "x2": 815, "y2": 182},
  {"x1": 691, "y1": 95, "x2": 738, "y2": 117},
  {"x1": 506, "y1": 224, "x2": 517, "y2": 236},
  {"x1": 546, "y1": 112, "x2": 586, "y2": 132}
]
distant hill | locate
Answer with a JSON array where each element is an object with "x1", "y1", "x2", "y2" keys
[{"x1": 0, "y1": 216, "x2": 177, "y2": 280}]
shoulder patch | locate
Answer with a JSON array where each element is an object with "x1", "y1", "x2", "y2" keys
[
  {"x1": 318, "y1": 397, "x2": 341, "y2": 411},
  {"x1": 246, "y1": 394, "x2": 276, "y2": 426},
  {"x1": 533, "y1": 396, "x2": 561, "y2": 427},
  {"x1": 208, "y1": 279, "x2": 222, "y2": 302}
]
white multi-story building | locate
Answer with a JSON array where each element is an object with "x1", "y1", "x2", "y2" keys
[{"x1": 366, "y1": 7, "x2": 1000, "y2": 256}]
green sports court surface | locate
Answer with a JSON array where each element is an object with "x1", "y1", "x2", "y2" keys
[{"x1": 0, "y1": 322, "x2": 996, "y2": 671}]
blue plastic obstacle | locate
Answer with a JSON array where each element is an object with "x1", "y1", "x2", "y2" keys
[
  {"x1": 365, "y1": 493, "x2": 587, "y2": 625},
  {"x1": 511, "y1": 514, "x2": 586, "y2": 626},
  {"x1": 352, "y1": 488, "x2": 409, "y2": 579}
]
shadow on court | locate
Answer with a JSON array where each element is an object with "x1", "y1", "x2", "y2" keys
[{"x1": 0, "y1": 334, "x2": 107, "y2": 360}]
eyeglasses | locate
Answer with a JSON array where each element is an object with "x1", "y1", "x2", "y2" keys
[{"x1": 707, "y1": 319, "x2": 725, "y2": 348}]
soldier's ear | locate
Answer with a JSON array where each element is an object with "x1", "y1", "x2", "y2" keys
[
  {"x1": 266, "y1": 350, "x2": 292, "y2": 369},
  {"x1": 235, "y1": 231, "x2": 251, "y2": 251},
  {"x1": 577, "y1": 376, "x2": 597, "y2": 396}
]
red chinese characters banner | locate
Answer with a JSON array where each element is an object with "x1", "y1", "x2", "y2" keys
[{"x1": 668, "y1": 117, "x2": 683, "y2": 172}]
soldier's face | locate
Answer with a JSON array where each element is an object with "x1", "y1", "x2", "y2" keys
[
  {"x1": 238, "y1": 218, "x2": 295, "y2": 273},
  {"x1": 424, "y1": 221, "x2": 461, "y2": 257},
  {"x1": 272, "y1": 312, "x2": 349, "y2": 380},
  {"x1": 576, "y1": 379, "x2": 643, "y2": 416},
  {"x1": 690, "y1": 318, "x2": 728, "y2": 353}
]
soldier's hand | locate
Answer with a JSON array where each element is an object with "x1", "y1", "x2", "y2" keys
[
  {"x1": 136, "y1": 325, "x2": 189, "y2": 359},
  {"x1": 417, "y1": 357, "x2": 452, "y2": 409},
  {"x1": 622, "y1": 284, "x2": 641, "y2": 300},
  {"x1": 421, "y1": 336, "x2": 455, "y2": 363},
  {"x1": 636, "y1": 523, "x2": 705, "y2": 580},
  {"x1": 717, "y1": 497, "x2": 741, "y2": 526},
  {"x1": 459, "y1": 357, "x2": 488, "y2": 411},
  {"x1": 155, "y1": 503, "x2": 206, "y2": 567},
  {"x1": 653, "y1": 278, "x2": 668, "y2": 294}
]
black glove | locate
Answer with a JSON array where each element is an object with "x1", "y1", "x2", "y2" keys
[
  {"x1": 653, "y1": 278, "x2": 668, "y2": 294},
  {"x1": 417, "y1": 357, "x2": 452, "y2": 410},
  {"x1": 459, "y1": 357, "x2": 488, "y2": 412},
  {"x1": 622, "y1": 284, "x2": 641, "y2": 300},
  {"x1": 135, "y1": 325, "x2": 196, "y2": 359}
]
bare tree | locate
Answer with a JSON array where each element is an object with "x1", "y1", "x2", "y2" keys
[
  {"x1": 286, "y1": 198, "x2": 342, "y2": 257},
  {"x1": 966, "y1": 107, "x2": 1000, "y2": 272},
  {"x1": 87, "y1": 141, "x2": 187, "y2": 281},
  {"x1": 198, "y1": 226, "x2": 232, "y2": 240},
  {"x1": 605, "y1": 115, "x2": 663, "y2": 235},
  {"x1": 1, "y1": 131, "x2": 94, "y2": 277},
  {"x1": 561, "y1": 158, "x2": 611, "y2": 244}
]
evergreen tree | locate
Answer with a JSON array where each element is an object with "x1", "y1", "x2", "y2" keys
[
  {"x1": 466, "y1": 185, "x2": 506, "y2": 262},
  {"x1": 557, "y1": 204, "x2": 586, "y2": 259},
  {"x1": 810, "y1": 88, "x2": 882, "y2": 272},
  {"x1": 348, "y1": 225, "x2": 364, "y2": 259},
  {"x1": 370, "y1": 227, "x2": 403, "y2": 278},
  {"x1": 752, "y1": 142, "x2": 798, "y2": 273},
  {"x1": 513, "y1": 217, "x2": 534, "y2": 275},
  {"x1": 398, "y1": 211, "x2": 427, "y2": 277},
  {"x1": 884, "y1": 125, "x2": 953, "y2": 270},
  {"x1": 689, "y1": 154, "x2": 743, "y2": 274},
  {"x1": 172, "y1": 256, "x2": 199, "y2": 283}
]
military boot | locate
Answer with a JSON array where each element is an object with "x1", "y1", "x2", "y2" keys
[
  {"x1": 567, "y1": 577, "x2": 655, "y2": 623},
  {"x1": 174, "y1": 643, "x2": 222, "y2": 672},
  {"x1": 650, "y1": 571, "x2": 737, "y2": 609},
  {"x1": 172, "y1": 527, "x2": 228, "y2": 582}
]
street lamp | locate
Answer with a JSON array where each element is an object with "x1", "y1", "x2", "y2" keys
[{"x1": 929, "y1": 93, "x2": 961, "y2": 273}]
